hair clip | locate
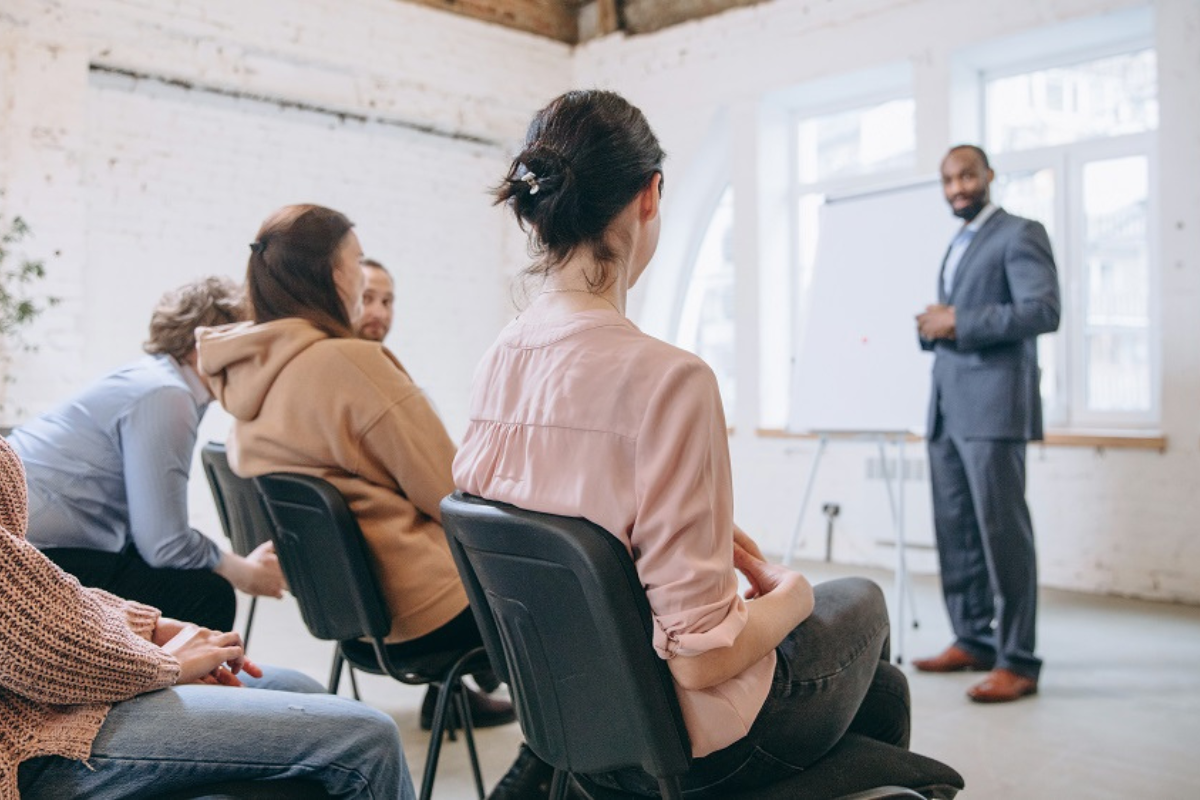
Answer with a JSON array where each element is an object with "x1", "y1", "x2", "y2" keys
[
  {"x1": 521, "y1": 172, "x2": 540, "y2": 195},
  {"x1": 249, "y1": 241, "x2": 266, "y2": 254}
]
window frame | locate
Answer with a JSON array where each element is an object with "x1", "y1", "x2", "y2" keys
[
  {"x1": 776, "y1": 91, "x2": 920, "y2": 429},
  {"x1": 673, "y1": 183, "x2": 738, "y2": 411},
  {"x1": 981, "y1": 44, "x2": 1160, "y2": 430}
]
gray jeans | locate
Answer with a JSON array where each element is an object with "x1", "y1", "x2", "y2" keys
[{"x1": 590, "y1": 577, "x2": 908, "y2": 797}]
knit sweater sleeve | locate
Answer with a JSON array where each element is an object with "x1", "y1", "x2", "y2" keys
[
  {"x1": 0, "y1": 533, "x2": 181, "y2": 705},
  {"x1": 88, "y1": 589, "x2": 168, "y2": 641}
]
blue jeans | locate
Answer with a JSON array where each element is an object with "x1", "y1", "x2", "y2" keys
[
  {"x1": 17, "y1": 667, "x2": 415, "y2": 800},
  {"x1": 589, "y1": 577, "x2": 908, "y2": 797}
]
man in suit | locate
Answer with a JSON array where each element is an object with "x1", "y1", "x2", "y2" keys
[{"x1": 914, "y1": 144, "x2": 1060, "y2": 703}]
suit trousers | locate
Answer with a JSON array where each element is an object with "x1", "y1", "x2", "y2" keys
[{"x1": 927, "y1": 432, "x2": 1042, "y2": 679}]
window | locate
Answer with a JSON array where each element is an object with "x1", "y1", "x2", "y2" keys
[
  {"x1": 759, "y1": 95, "x2": 917, "y2": 428},
  {"x1": 985, "y1": 50, "x2": 1157, "y2": 153},
  {"x1": 676, "y1": 186, "x2": 736, "y2": 411},
  {"x1": 796, "y1": 99, "x2": 916, "y2": 183},
  {"x1": 983, "y1": 46, "x2": 1158, "y2": 428}
]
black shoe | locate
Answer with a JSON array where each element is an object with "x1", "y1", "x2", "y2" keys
[
  {"x1": 473, "y1": 667, "x2": 503, "y2": 694},
  {"x1": 488, "y1": 745, "x2": 590, "y2": 799},
  {"x1": 488, "y1": 745, "x2": 553, "y2": 799},
  {"x1": 420, "y1": 684, "x2": 516, "y2": 731}
]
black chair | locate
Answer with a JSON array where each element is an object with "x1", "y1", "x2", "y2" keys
[
  {"x1": 254, "y1": 473, "x2": 489, "y2": 800},
  {"x1": 201, "y1": 443, "x2": 363, "y2": 697},
  {"x1": 200, "y1": 442, "x2": 272, "y2": 650},
  {"x1": 441, "y1": 492, "x2": 965, "y2": 800}
]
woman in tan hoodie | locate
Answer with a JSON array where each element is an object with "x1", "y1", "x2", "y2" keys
[{"x1": 195, "y1": 204, "x2": 512, "y2": 730}]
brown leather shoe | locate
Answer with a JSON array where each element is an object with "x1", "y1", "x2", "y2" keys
[
  {"x1": 420, "y1": 685, "x2": 515, "y2": 731},
  {"x1": 912, "y1": 644, "x2": 993, "y2": 673},
  {"x1": 967, "y1": 668, "x2": 1038, "y2": 703}
]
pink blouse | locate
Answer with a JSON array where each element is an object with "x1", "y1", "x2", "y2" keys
[{"x1": 453, "y1": 309, "x2": 774, "y2": 757}]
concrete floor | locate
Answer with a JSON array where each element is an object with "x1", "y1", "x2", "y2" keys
[{"x1": 238, "y1": 559, "x2": 1200, "y2": 799}]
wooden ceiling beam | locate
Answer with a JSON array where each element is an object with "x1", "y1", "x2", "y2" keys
[
  {"x1": 391, "y1": 0, "x2": 772, "y2": 43},
  {"x1": 400, "y1": 0, "x2": 579, "y2": 43},
  {"x1": 620, "y1": 0, "x2": 770, "y2": 35}
]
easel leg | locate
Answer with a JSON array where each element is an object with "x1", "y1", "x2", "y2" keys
[
  {"x1": 896, "y1": 437, "x2": 907, "y2": 665},
  {"x1": 785, "y1": 435, "x2": 827, "y2": 565},
  {"x1": 878, "y1": 437, "x2": 919, "y2": 665}
]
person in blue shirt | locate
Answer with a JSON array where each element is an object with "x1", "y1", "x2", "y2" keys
[{"x1": 7, "y1": 277, "x2": 284, "y2": 630}]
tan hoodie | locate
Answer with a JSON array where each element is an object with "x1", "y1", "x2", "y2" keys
[{"x1": 196, "y1": 318, "x2": 468, "y2": 643}]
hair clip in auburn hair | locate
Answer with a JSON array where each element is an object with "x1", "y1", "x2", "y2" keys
[
  {"x1": 521, "y1": 171, "x2": 540, "y2": 195},
  {"x1": 249, "y1": 241, "x2": 266, "y2": 255}
]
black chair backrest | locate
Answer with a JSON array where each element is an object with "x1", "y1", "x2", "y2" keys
[
  {"x1": 200, "y1": 442, "x2": 273, "y2": 557},
  {"x1": 441, "y1": 491, "x2": 691, "y2": 781},
  {"x1": 254, "y1": 472, "x2": 391, "y2": 643}
]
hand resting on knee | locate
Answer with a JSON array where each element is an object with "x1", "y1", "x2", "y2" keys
[{"x1": 667, "y1": 536, "x2": 815, "y2": 692}]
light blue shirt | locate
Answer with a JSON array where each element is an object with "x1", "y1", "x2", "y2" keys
[
  {"x1": 7, "y1": 354, "x2": 221, "y2": 569},
  {"x1": 943, "y1": 202, "x2": 999, "y2": 296}
]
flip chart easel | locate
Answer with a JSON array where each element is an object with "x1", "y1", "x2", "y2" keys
[
  {"x1": 783, "y1": 430, "x2": 920, "y2": 665},
  {"x1": 783, "y1": 181, "x2": 957, "y2": 665}
]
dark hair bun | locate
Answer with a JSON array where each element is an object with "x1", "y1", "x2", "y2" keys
[
  {"x1": 499, "y1": 143, "x2": 589, "y2": 252},
  {"x1": 493, "y1": 90, "x2": 665, "y2": 282}
]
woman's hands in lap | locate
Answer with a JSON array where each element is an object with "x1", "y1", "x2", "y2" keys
[{"x1": 157, "y1": 622, "x2": 262, "y2": 686}]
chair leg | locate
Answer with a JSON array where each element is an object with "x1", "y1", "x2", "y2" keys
[
  {"x1": 657, "y1": 776, "x2": 684, "y2": 800},
  {"x1": 550, "y1": 770, "x2": 570, "y2": 800},
  {"x1": 418, "y1": 648, "x2": 488, "y2": 800},
  {"x1": 347, "y1": 665, "x2": 361, "y2": 701},
  {"x1": 328, "y1": 649, "x2": 344, "y2": 695},
  {"x1": 442, "y1": 683, "x2": 459, "y2": 742},
  {"x1": 454, "y1": 686, "x2": 485, "y2": 799},
  {"x1": 242, "y1": 596, "x2": 258, "y2": 651}
]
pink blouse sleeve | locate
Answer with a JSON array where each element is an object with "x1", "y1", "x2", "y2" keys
[{"x1": 632, "y1": 358, "x2": 748, "y2": 660}]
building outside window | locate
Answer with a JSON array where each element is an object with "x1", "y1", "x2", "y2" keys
[{"x1": 984, "y1": 46, "x2": 1158, "y2": 428}]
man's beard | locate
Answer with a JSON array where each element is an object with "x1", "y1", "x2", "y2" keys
[
  {"x1": 356, "y1": 320, "x2": 388, "y2": 342},
  {"x1": 953, "y1": 195, "x2": 987, "y2": 221}
]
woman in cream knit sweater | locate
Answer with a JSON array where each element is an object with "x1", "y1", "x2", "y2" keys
[{"x1": 0, "y1": 438, "x2": 413, "y2": 799}]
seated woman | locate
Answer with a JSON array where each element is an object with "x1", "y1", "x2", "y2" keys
[
  {"x1": 453, "y1": 90, "x2": 912, "y2": 797},
  {"x1": 0, "y1": 438, "x2": 412, "y2": 800},
  {"x1": 195, "y1": 204, "x2": 512, "y2": 731}
]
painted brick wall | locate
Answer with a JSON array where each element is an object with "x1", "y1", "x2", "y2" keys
[
  {"x1": 1, "y1": 0, "x2": 569, "y2": 538},
  {"x1": 3, "y1": 0, "x2": 1198, "y2": 604}
]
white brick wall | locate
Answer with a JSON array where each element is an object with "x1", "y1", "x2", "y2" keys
[
  {"x1": 3, "y1": 0, "x2": 1198, "y2": 603},
  {"x1": 1, "y1": 0, "x2": 569, "y2": 538}
]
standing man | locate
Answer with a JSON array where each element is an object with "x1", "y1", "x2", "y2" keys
[
  {"x1": 7, "y1": 277, "x2": 284, "y2": 631},
  {"x1": 914, "y1": 144, "x2": 1060, "y2": 703},
  {"x1": 356, "y1": 258, "x2": 395, "y2": 342}
]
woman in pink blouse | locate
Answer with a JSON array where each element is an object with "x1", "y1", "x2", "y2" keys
[{"x1": 454, "y1": 90, "x2": 912, "y2": 797}]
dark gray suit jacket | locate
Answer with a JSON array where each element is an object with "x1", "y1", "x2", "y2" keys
[{"x1": 921, "y1": 208, "x2": 1061, "y2": 441}]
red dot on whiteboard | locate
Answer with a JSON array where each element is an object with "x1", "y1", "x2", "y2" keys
[{"x1": 861, "y1": 337, "x2": 869, "y2": 344}]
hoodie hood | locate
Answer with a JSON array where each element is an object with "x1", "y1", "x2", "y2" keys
[{"x1": 195, "y1": 318, "x2": 328, "y2": 421}]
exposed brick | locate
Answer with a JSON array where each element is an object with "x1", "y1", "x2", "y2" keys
[{"x1": 396, "y1": 0, "x2": 579, "y2": 42}]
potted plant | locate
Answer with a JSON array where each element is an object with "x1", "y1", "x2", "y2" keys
[{"x1": 0, "y1": 212, "x2": 59, "y2": 424}]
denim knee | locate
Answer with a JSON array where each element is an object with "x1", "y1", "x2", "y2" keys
[{"x1": 243, "y1": 666, "x2": 325, "y2": 694}]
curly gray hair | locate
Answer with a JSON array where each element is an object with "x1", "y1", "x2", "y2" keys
[{"x1": 144, "y1": 276, "x2": 246, "y2": 361}]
